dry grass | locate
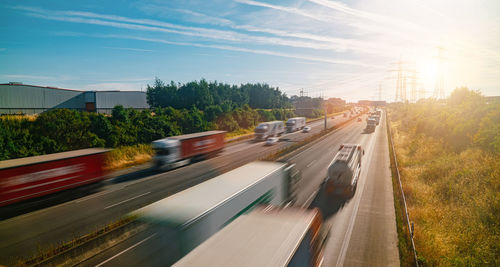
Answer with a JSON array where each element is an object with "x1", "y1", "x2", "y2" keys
[
  {"x1": 225, "y1": 128, "x2": 255, "y2": 138},
  {"x1": 104, "y1": 144, "x2": 154, "y2": 171},
  {"x1": 390, "y1": 119, "x2": 500, "y2": 266},
  {"x1": 0, "y1": 114, "x2": 38, "y2": 121}
]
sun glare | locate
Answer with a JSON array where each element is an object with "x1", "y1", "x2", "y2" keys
[{"x1": 418, "y1": 60, "x2": 437, "y2": 90}]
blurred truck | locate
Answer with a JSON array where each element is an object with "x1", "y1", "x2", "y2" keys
[
  {"x1": 254, "y1": 121, "x2": 285, "y2": 141},
  {"x1": 174, "y1": 206, "x2": 328, "y2": 267},
  {"x1": 131, "y1": 161, "x2": 301, "y2": 264},
  {"x1": 285, "y1": 117, "x2": 306, "y2": 132},
  {"x1": 373, "y1": 114, "x2": 380, "y2": 125},
  {"x1": 0, "y1": 148, "x2": 109, "y2": 206},
  {"x1": 366, "y1": 117, "x2": 377, "y2": 132},
  {"x1": 152, "y1": 131, "x2": 225, "y2": 170},
  {"x1": 322, "y1": 144, "x2": 364, "y2": 198}
]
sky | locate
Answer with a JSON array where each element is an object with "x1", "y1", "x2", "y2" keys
[{"x1": 0, "y1": 0, "x2": 499, "y2": 102}]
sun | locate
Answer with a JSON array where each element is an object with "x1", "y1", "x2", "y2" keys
[{"x1": 418, "y1": 60, "x2": 437, "y2": 90}]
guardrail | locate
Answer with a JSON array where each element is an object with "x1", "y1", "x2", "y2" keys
[{"x1": 385, "y1": 111, "x2": 419, "y2": 266}]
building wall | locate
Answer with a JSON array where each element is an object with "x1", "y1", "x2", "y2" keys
[
  {"x1": 0, "y1": 84, "x2": 83, "y2": 114},
  {"x1": 95, "y1": 91, "x2": 149, "y2": 114},
  {"x1": 0, "y1": 84, "x2": 150, "y2": 115}
]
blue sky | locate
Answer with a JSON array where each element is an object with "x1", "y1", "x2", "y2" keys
[{"x1": 1, "y1": 0, "x2": 499, "y2": 101}]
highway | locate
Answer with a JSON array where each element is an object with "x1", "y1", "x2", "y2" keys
[
  {"x1": 0, "y1": 114, "x2": 351, "y2": 265},
  {"x1": 77, "y1": 111, "x2": 400, "y2": 266}
]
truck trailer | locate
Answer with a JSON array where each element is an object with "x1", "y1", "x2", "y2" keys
[
  {"x1": 322, "y1": 144, "x2": 363, "y2": 198},
  {"x1": 286, "y1": 117, "x2": 306, "y2": 132},
  {"x1": 0, "y1": 148, "x2": 109, "y2": 206},
  {"x1": 254, "y1": 121, "x2": 285, "y2": 141},
  {"x1": 131, "y1": 161, "x2": 301, "y2": 263},
  {"x1": 173, "y1": 207, "x2": 327, "y2": 267},
  {"x1": 152, "y1": 131, "x2": 225, "y2": 170},
  {"x1": 366, "y1": 117, "x2": 377, "y2": 132}
]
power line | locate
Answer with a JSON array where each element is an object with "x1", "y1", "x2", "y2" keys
[{"x1": 434, "y1": 46, "x2": 446, "y2": 99}]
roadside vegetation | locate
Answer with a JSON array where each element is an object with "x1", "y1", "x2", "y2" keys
[
  {"x1": 388, "y1": 87, "x2": 499, "y2": 266},
  {"x1": 0, "y1": 78, "x2": 334, "y2": 162}
]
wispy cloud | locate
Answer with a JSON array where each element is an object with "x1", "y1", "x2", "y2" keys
[
  {"x1": 0, "y1": 74, "x2": 58, "y2": 80},
  {"x1": 84, "y1": 82, "x2": 144, "y2": 91},
  {"x1": 97, "y1": 33, "x2": 380, "y2": 68},
  {"x1": 308, "y1": 0, "x2": 425, "y2": 32},
  {"x1": 235, "y1": 0, "x2": 326, "y2": 22},
  {"x1": 11, "y1": 5, "x2": 395, "y2": 57},
  {"x1": 103, "y1": 46, "x2": 154, "y2": 52},
  {"x1": 92, "y1": 77, "x2": 152, "y2": 83}
]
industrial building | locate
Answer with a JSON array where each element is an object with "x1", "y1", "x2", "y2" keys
[
  {"x1": 358, "y1": 100, "x2": 386, "y2": 106},
  {"x1": 0, "y1": 82, "x2": 149, "y2": 114}
]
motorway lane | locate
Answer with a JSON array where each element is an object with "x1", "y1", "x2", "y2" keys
[
  {"x1": 82, "y1": 112, "x2": 399, "y2": 266},
  {"x1": 0, "y1": 114, "x2": 351, "y2": 265},
  {"x1": 78, "y1": 115, "x2": 373, "y2": 266},
  {"x1": 220, "y1": 116, "x2": 337, "y2": 156},
  {"x1": 291, "y1": 111, "x2": 399, "y2": 266},
  {"x1": 321, "y1": 112, "x2": 399, "y2": 266}
]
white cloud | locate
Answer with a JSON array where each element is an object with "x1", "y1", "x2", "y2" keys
[
  {"x1": 1, "y1": 74, "x2": 57, "y2": 80},
  {"x1": 84, "y1": 82, "x2": 145, "y2": 91},
  {"x1": 98, "y1": 33, "x2": 381, "y2": 68},
  {"x1": 103, "y1": 46, "x2": 154, "y2": 52}
]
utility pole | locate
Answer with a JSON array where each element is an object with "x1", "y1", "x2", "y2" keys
[
  {"x1": 378, "y1": 83, "x2": 382, "y2": 101},
  {"x1": 321, "y1": 94, "x2": 327, "y2": 130},
  {"x1": 434, "y1": 46, "x2": 446, "y2": 99},
  {"x1": 390, "y1": 59, "x2": 406, "y2": 102}
]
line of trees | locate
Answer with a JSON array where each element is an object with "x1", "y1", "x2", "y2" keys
[
  {"x1": 391, "y1": 87, "x2": 500, "y2": 153},
  {"x1": 0, "y1": 79, "x2": 332, "y2": 160},
  {"x1": 146, "y1": 78, "x2": 291, "y2": 110}
]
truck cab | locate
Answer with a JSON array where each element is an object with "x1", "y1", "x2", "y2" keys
[
  {"x1": 152, "y1": 139, "x2": 182, "y2": 169},
  {"x1": 254, "y1": 121, "x2": 285, "y2": 141}
]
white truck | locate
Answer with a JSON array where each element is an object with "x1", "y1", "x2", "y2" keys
[
  {"x1": 173, "y1": 207, "x2": 327, "y2": 267},
  {"x1": 285, "y1": 117, "x2": 306, "y2": 132},
  {"x1": 131, "y1": 161, "x2": 301, "y2": 263},
  {"x1": 322, "y1": 144, "x2": 364, "y2": 198},
  {"x1": 254, "y1": 121, "x2": 285, "y2": 141}
]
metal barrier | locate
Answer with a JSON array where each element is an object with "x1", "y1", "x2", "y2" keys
[{"x1": 386, "y1": 111, "x2": 419, "y2": 266}]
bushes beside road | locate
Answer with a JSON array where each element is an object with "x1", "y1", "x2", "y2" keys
[
  {"x1": 388, "y1": 87, "x2": 499, "y2": 266},
  {"x1": 0, "y1": 105, "x2": 303, "y2": 161},
  {"x1": 0, "y1": 78, "x2": 336, "y2": 161}
]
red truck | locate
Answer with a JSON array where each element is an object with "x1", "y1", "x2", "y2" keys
[
  {"x1": 0, "y1": 148, "x2": 109, "y2": 206},
  {"x1": 152, "y1": 130, "x2": 226, "y2": 170}
]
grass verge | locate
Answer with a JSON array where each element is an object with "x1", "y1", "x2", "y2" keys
[
  {"x1": 104, "y1": 144, "x2": 154, "y2": 171},
  {"x1": 16, "y1": 216, "x2": 137, "y2": 267},
  {"x1": 388, "y1": 109, "x2": 499, "y2": 266},
  {"x1": 386, "y1": 116, "x2": 417, "y2": 266}
]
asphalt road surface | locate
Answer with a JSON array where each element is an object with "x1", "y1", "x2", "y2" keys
[
  {"x1": 0, "y1": 114, "x2": 353, "y2": 265},
  {"x1": 78, "y1": 111, "x2": 399, "y2": 267}
]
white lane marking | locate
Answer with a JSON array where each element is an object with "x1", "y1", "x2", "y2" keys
[
  {"x1": 104, "y1": 192, "x2": 151, "y2": 210},
  {"x1": 306, "y1": 159, "x2": 317, "y2": 168},
  {"x1": 303, "y1": 189, "x2": 318, "y2": 208},
  {"x1": 335, "y1": 117, "x2": 378, "y2": 267},
  {"x1": 75, "y1": 186, "x2": 125, "y2": 203},
  {"x1": 95, "y1": 233, "x2": 157, "y2": 267}
]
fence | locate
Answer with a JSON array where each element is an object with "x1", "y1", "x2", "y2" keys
[{"x1": 386, "y1": 111, "x2": 419, "y2": 266}]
